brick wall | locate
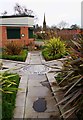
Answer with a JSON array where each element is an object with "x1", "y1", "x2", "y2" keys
[{"x1": 0, "y1": 26, "x2": 34, "y2": 47}]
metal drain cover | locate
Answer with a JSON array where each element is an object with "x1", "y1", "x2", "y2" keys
[{"x1": 33, "y1": 98, "x2": 47, "y2": 112}]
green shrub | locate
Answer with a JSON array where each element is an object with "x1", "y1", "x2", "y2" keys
[
  {"x1": 1, "y1": 72, "x2": 20, "y2": 120},
  {"x1": 42, "y1": 37, "x2": 66, "y2": 61},
  {"x1": 42, "y1": 50, "x2": 54, "y2": 61},
  {"x1": 55, "y1": 72, "x2": 65, "y2": 83},
  {"x1": 1, "y1": 50, "x2": 28, "y2": 62},
  {"x1": 55, "y1": 38, "x2": 83, "y2": 119}
]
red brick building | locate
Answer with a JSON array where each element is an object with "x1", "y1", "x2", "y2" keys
[{"x1": 0, "y1": 15, "x2": 34, "y2": 47}]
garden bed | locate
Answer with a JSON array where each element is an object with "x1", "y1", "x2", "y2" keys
[
  {"x1": 2, "y1": 72, "x2": 20, "y2": 120},
  {"x1": 0, "y1": 50, "x2": 28, "y2": 62},
  {"x1": 42, "y1": 37, "x2": 67, "y2": 61},
  {"x1": 55, "y1": 72, "x2": 83, "y2": 120},
  {"x1": 42, "y1": 50, "x2": 66, "y2": 61},
  {"x1": 46, "y1": 72, "x2": 78, "y2": 120}
]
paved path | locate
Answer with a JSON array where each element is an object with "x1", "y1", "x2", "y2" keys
[
  {"x1": 1, "y1": 51, "x2": 61, "y2": 119},
  {"x1": 24, "y1": 51, "x2": 60, "y2": 119},
  {"x1": 1, "y1": 51, "x2": 76, "y2": 119}
]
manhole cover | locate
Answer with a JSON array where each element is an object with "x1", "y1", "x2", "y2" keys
[{"x1": 33, "y1": 98, "x2": 47, "y2": 112}]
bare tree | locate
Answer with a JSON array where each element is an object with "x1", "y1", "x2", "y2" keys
[
  {"x1": 1, "y1": 11, "x2": 7, "y2": 16},
  {"x1": 1, "y1": 3, "x2": 38, "y2": 24},
  {"x1": 57, "y1": 21, "x2": 69, "y2": 29},
  {"x1": 70, "y1": 24, "x2": 80, "y2": 29},
  {"x1": 14, "y1": 3, "x2": 33, "y2": 15},
  {"x1": 51, "y1": 25, "x2": 58, "y2": 31},
  {"x1": 14, "y1": 3, "x2": 38, "y2": 23}
]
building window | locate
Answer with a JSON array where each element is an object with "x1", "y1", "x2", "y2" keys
[
  {"x1": 28, "y1": 27, "x2": 33, "y2": 38},
  {"x1": 7, "y1": 27, "x2": 20, "y2": 39}
]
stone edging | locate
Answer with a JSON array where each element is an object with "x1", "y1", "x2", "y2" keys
[
  {"x1": 13, "y1": 73, "x2": 28, "y2": 119},
  {"x1": 25, "y1": 52, "x2": 31, "y2": 64},
  {"x1": 13, "y1": 52, "x2": 30, "y2": 119},
  {"x1": 39, "y1": 51, "x2": 46, "y2": 64}
]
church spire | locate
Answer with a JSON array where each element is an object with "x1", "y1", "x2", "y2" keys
[
  {"x1": 44, "y1": 13, "x2": 46, "y2": 24},
  {"x1": 43, "y1": 13, "x2": 46, "y2": 31}
]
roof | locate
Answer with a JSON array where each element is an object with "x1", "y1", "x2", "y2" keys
[
  {"x1": 0, "y1": 15, "x2": 34, "y2": 27},
  {"x1": 0, "y1": 15, "x2": 34, "y2": 18}
]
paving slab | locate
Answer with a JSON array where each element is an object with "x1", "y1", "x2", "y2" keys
[
  {"x1": 37, "y1": 112, "x2": 60, "y2": 119},
  {"x1": 24, "y1": 96, "x2": 39, "y2": 118},
  {"x1": 15, "y1": 92, "x2": 26, "y2": 107},
  {"x1": 13, "y1": 106, "x2": 24, "y2": 119},
  {"x1": 25, "y1": 52, "x2": 31, "y2": 64},
  {"x1": 30, "y1": 60, "x2": 41, "y2": 65},
  {"x1": 24, "y1": 95, "x2": 60, "y2": 118},
  {"x1": 45, "y1": 97, "x2": 59, "y2": 113},
  {"x1": 28, "y1": 74, "x2": 47, "y2": 81},
  {"x1": 28, "y1": 74, "x2": 47, "y2": 87},
  {"x1": 28, "y1": 86, "x2": 52, "y2": 97}
]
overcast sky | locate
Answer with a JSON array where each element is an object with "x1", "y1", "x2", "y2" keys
[{"x1": 0, "y1": 0, "x2": 82, "y2": 27}]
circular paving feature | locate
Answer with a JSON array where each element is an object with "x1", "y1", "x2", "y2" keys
[{"x1": 22, "y1": 65, "x2": 50, "y2": 74}]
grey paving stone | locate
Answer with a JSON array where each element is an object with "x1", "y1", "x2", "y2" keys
[
  {"x1": 30, "y1": 56, "x2": 41, "y2": 64},
  {"x1": 19, "y1": 81, "x2": 27, "y2": 88},
  {"x1": 45, "y1": 97, "x2": 58, "y2": 113},
  {"x1": 18, "y1": 84, "x2": 27, "y2": 93},
  {"x1": 25, "y1": 111, "x2": 38, "y2": 118},
  {"x1": 28, "y1": 86, "x2": 52, "y2": 97},
  {"x1": 28, "y1": 74, "x2": 46, "y2": 81},
  {"x1": 25, "y1": 52, "x2": 31, "y2": 64},
  {"x1": 22, "y1": 65, "x2": 49, "y2": 74},
  {"x1": 13, "y1": 106, "x2": 24, "y2": 118},
  {"x1": 15, "y1": 92, "x2": 26, "y2": 107},
  {"x1": 24, "y1": 96, "x2": 38, "y2": 118},
  {"x1": 37, "y1": 112, "x2": 60, "y2": 118},
  {"x1": 28, "y1": 79, "x2": 42, "y2": 87},
  {"x1": 20, "y1": 76, "x2": 28, "y2": 84},
  {"x1": 40, "y1": 80, "x2": 51, "y2": 89}
]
